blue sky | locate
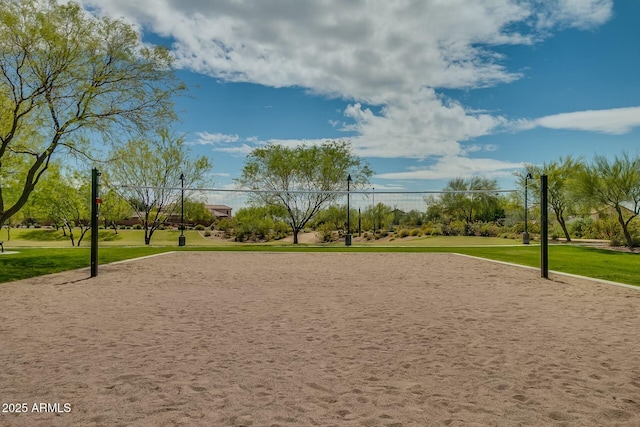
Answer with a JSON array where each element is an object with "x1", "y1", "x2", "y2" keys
[{"x1": 77, "y1": 0, "x2": 640, "y2": 193}]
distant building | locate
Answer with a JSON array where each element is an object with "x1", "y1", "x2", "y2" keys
[
  {"x1": 589, "y1": 205, "x2": 636, "y2": 221},
  {"x1": 206, "y1": 204, "x2": 232, "y2": 220}
]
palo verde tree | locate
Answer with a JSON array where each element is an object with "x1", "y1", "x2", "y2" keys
[
  {"x1": 107, "y1": 129, "x2": 212, "y2": 245},
  {"x1": 99, "y1": 188, "x2": 132, "y2": 233},
  {"x1": 0, "y1": 0, "x2": 184, "y2": 229},
  {"x1": 520, "y1": 156, "x2": 583, "y2": 242},
  {"x1": 237, "y1": 140, "x2": 372, "y2": 244},
  {"x1": 31, "y1": 166, "x2": 91, "y2": 246},
  {"x1": 439, "y1": 177, "x2": 501, "y2": 234},
  {"x1": 574, "y1": 152, "x2": 640, "y2": 249}
]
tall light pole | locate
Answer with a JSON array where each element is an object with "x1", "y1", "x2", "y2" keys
[
  {"x1": 523, "y1": 172, "x2": 532, "y2": 244},
  {"x1": 179, "y1": 173, "x2": 186, "y2": 247},
  {"x1": 372, "y1": 186, "x2": 375, "y2": 235},
  {"x1": 346, "y1": 174, "x2": 352, "y2": 246}
]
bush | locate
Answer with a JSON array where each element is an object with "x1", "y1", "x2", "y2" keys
[
  {"x1": 318, "y1": 223, "x2": 337, "y2": 243},
  {"x1": 204, "y1": 230, "x2": 211, "y2": 237},
  {"x1": 569, "y1": 217, "x2": 594, "y2": 239},
  {"x1": 397, "y1": 229, "x2": 410, "y2": 238},
  {"x1": 216, "y1": 218, "x2": 234, "y2": 232},
  {"x1": 474, "y1": 222, "x2": 502, "y2": 238},
  {"x1": 421, "y1": 222, "x2": 443, "y2": 236},
  {"x1": 195, "y1": 224, "x2": 205, "y2": 231}
]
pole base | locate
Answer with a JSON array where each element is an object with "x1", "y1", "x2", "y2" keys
[
  {"x1": 179, "y1": 235, "x2": 186, "y2": 247},
  {"x1": 345, "y1": 234, "x2": 352, "y2": 246},
  {"x1": 522, "y1": 231, "x2": 530, "y2": 245}
]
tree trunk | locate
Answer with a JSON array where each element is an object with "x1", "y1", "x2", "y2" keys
[
  {"x1": 616, "y1": 206, "x2": 635, "y2": 248},
  {"x1": 555, "y1": 211, "x2": 571, "y2": 242},
  {"x1": 77, "y1": 226, "x2": 90, "y2": 246},
  {"x1": 67, "y1": 224, "x2": 75, "y2": 247},
  {"x1": 293, "y1": 228, "x2": 299, "y2": 244}
]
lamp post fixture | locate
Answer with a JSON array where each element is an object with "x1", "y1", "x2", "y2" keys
[
  {"x1": 179, "y1": 173, "x2": 186, "y2": 247},
  {"x1": 523, "y1": 172, "x2": 532, "y2": 244},
  {"x1": 346, "y1": 174, "x2": 352, "y2": 246}
]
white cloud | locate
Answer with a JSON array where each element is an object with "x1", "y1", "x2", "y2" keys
[
  {"x1": 211, "y1": 143, "x2": 256, "y2": 156},
  {"x1": 76, "y1": 0, "x2": 612, "y2": 98},
  {"x1": 536, "y1": 0, "x2": 612, "y2": 30},
  {"x1": 191, "y1": 132, "x2": 265, "y2": 156},
  {"x1": 526, "y1": 107, "x2": 640, "y2": 135},
  {"x1": 342, "y1": 89, "x2": 507, "y2": 158},
  {"x1": 75, "y1": 0, "x2": 614, "y2": 174},
  {"x1": 376, "y1": 156, "x2": 523, "y2": 181},
  {"x1": 192, "y1": 132, "x2": 240, "y2": 144}
]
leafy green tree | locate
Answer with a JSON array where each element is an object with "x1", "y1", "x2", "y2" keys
[
  {"x1": 440, "y1": 177, "x2": 500, "y2": 235},
  {"x1": 99, "y1": 189, "x2": 132, "y2": 233},
  {"x1": 575, "y1": 153, "x2": 640, "y2": 248},
  {"x1": 238, "y1": 141, "x2": 372, "y2": 244},
  {"x1": 359, "y1": 202, "x2": 394, "y2": 233},
  {"x1": 0, "y1": 0, "x2": 184, "y2": 229},
  {"x1": 521, "y1": 156, "x2": 583, "y2": 242},
  {"x1": 183, "y1": 200, "x2": 214, "y2": 225},
  {"x1": 232, "y1": 206, "x2": 282, "y2": 242},
  {"x1": 107, "y1": 129, "x2": 212, "y2": 244},
  {"x1": 424, "y1": 195, "x2": 445, "y2": 222},
  {"x1": 31, "y1": 167, "x2": 91, "y2": 246},
  {"x1": 399, "y1": 209, "x2": 425, "y2": 227},
  {"x1": 312, "y1": 204, "x2": 352, "y2": 241}
]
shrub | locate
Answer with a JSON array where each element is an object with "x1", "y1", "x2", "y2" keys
[
  {"x1": 569, "y1": 217, "x2": 594, "y2": 239},
  {"x1": 397, "y1": 229, "x2": 410, "y2": 238},
  {"x1": 318, "y1": 223, "x2": 337, "y2": 242},
  {"x1": 204, "y1": 230, "x2": 211, "y2": 237},
  {"x1": 195, "y1": 224, "x2": 205, "y2": 231},
  {"x1": 216, "y1": 218, "x2": 234, "y2": 232}
]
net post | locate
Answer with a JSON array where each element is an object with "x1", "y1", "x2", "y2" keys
[
  {"x1": 540, "y1": 174, "x2": 549, "y2": 279},
  {"x1": 91, "y1": 168, "x2": 100, "y2": 278}
]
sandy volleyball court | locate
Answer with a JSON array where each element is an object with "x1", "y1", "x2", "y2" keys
[{"x1": 1, "y1": 252, "x2": 639, "y2": 426}]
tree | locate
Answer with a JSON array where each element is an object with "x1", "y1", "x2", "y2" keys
[
  {"x1": 107, "y1": 129, "x2": 212, "y2": 245},
  {"x1": 575, "y1": 153, "x2": 640, "y2": 249},
  {"x1": 99, "y1": 189, "x2": 132, "y2": 233},
  {"x1": 232, "y1": 206, "x2": 288, "y2": 242},
  {"x1": 440, "y1": 177, "x2": 500, "y2": 234},
  {"x1": 237, "y1": 141, "x2": 372, "y2": 244},
  {"x1": 368, "y1": 202, "x2": 394, "y2": 232},
  {"x1": 183, "y1": 199, "x2": 214, "y2": 226},
  {"x1": 0, "y1": 0, "x2": 184, "y2": 229},
  {"x1": 521, "y1": 156, "x2": 583, "y2": 242},
  {"x1": 31, "y1": 166, "x2": 91, "y2": 246}
]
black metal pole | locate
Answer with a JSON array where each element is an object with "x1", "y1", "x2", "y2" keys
[
  {"x1": 524, "y1": 177, "x2": 528, "y2": 231},
  {"x1": 523, "y1": 173, "x2": 532, "y2": 244},
  {"x1": 90, "y1": 168, "x2": 100, "y2": 278},
  {"x1": 541, "y1": 174, "x2": 549, "y2": 279},
  {"x1": 179, "y1": 173, "x2": 186, "y2": 247},
  {"x1": 358, "y1": 208, "x2": 361, "y2": 237},
  {"x1": 346, "y1": 174, "x2": 352, "y2": 246},
  {"x1": 372, "y1": 187, "x2": 375, "y2": 234}
]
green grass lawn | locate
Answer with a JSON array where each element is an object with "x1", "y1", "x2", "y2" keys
[
  {"x1": 1, "y1": 230, "x2": 638, "y2": 286},
  {"x1": 1, "y1": 228, "x2": 211, "y2": 247}
]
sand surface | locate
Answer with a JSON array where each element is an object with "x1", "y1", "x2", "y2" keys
[{"x1": 1, "y1": 252, "x2": 639, "y2": 426}]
